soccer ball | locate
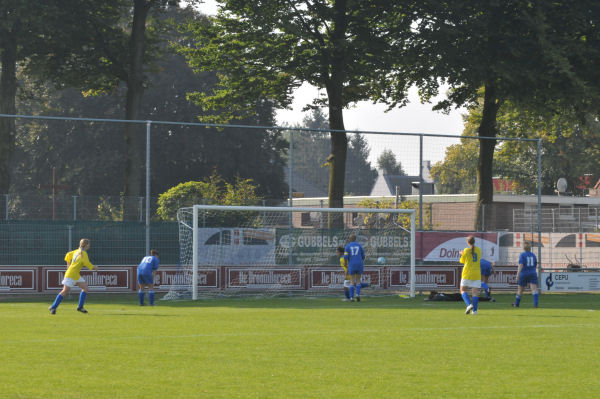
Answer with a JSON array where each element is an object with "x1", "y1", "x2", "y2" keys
[{"x1": 377, "y1": 256, "x2": 386, "y2": 265}]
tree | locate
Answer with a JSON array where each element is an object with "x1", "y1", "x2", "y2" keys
[
  {"x1": 409, "y1": 1, "x2": 587, "y2": 229},
  {"x1": 26, "y1": 1, "x2": 187, "y2": 218},
  {"x1": 13, "y1": 44, "x2": 288, "y2": 206},
  {"x1": 288, "y1": 109, "x2": 330, "y2": 195},
  {"x1": 12, "y1": 7, "x2": 288, "y2": 214},
  {"x1": 431, "y1": 98, "x2": 600, "y2": 197},
  {"x1": 0, "y1": 0, "x2": 85, "y2": 193},
  {"x1": 494, "y1": 104, "x2": 600, "y2": 196},
  {"x1": 177, "y1": 0, "x2": 416, "y2": 224},
  {"x1": 376, "y1": 149, "x2": 405, "y2": 176},
  {"x1": 345, "y1": 134, "x2": 377, "y2": 195},
  {"x1": 156, "y1": 173, "x2": 262, "y2": 222}
]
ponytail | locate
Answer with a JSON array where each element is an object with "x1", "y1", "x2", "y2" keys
[{"x1": 466, "y1": 235, "x2": 476, "y2": 259}]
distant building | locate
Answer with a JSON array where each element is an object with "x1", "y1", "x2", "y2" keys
[{"x1": 370, "y1": 161, "x2": 435, "y2": 196}]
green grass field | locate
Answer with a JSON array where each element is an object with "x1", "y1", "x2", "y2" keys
[{"x1": 1, "y1": 292, "x2": 599, "y2": 399}]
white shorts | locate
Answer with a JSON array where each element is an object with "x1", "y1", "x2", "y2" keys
[
  {"x1": 460, "y1": 279, "x2": 481, "y2": 289},
  {"x1": 62, "y1": 277, "x2": 85, "y2": 287}
]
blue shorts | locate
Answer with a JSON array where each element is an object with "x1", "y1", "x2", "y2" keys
[
  {"x1": 348, "y1": 264, "x2": 364, "y2": 275},
  {"x1": 137, "y1": 273, "x2": 154, "y2": 285},
  {"x1": 518, "y1": 272, "x2": 538, "y2": 287},
  {"x1": 481, "y1": 265, "x2": 492, "y2": 277}
]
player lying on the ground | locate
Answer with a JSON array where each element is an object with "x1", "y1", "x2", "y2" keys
[{"x1": 424, "y1": 291, "x2": 495, "y2": 302}]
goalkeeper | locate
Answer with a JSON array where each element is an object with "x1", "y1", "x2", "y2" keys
[{"x1": 336, "y1": 246, "x2": 369, "y2": 301}]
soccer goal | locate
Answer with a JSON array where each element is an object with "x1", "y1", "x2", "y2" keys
[{"x1": 164, "y1": 204, "x2": 416, "y2": 300}]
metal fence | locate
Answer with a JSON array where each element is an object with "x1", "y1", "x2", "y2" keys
[
  {"x1": 0, "y1": 220, "x2": 178, "y2": 266},
  {"x1": 513, "y1": 207, "x2": 600, "y2": 233}
]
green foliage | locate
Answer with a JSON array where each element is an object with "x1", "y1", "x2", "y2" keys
[
  {"x1": 156, "y1": 173, "x2": 262, "y2": 220},
  {"x1": 176, "y1": 0, "x2": 416, "y2": 209},
  {"x1": 12, "y1": 7, "x2": 288, "y2": 202},
  {"x1": 357, "y1": 197, "x2": 430, "y2": 230},
  {"x1": 432, "y1": 98, "x2": 600, "y2": 197}
]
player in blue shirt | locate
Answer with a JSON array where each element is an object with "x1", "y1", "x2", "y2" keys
[
  {"x1": 344, "y1": 234, "x2": 365, "y2": 302},
  {"x1": 480, "y1": 258, "x2": 495, "y2": 302},
  {"x1": 513, "y1": 242, "x2": 539, "y2": 307},
  {"x1": 137, "y1": 249, "x2": 160, "y2": 306}
]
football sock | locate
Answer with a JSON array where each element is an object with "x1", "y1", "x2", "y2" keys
[
  {"x1": 139, "y1": 290, "x2": 145, "y2": 305},
  {"x1": 533, "y1": 292, "x2": 539, "y2": 307},
  {"x1": 481, "y1": 282, "x2": 490, "y2": 297},
  {"x1": 461, "y1": 292, "x2": 471, "y2": 306},
  {"x1": 78, "y1": 291, "x2": 87, "y2": 309},
  {"x1": 356, "y1": 284, "x2": 361, "y2": 297},
  {"x1": 344, "y1": 287, "x2": 350, "y2": 299},
  {"x1": 473, "y1": 296, "x2": 479, "y2": 311},
  {"x1": 149, "y1": 291, "x2": 155, "y2": 305},
  {"x1": 349, "y1": 285, "x2": 355, "y2": 299},
  {"x1": 51, "y1": 294, "x2": 63, "y2": 309},
  {"x1": 515, "y1": 295, "x2": 521, "y2": 306}
]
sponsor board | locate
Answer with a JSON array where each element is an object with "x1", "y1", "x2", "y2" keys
[
  {"x1": 153, "y1": 267, "x2": 218, "y2": 290},
  {"x1": 417, "y1": 232, "x2": 499, "y2": 262},
  {"x1": 389, "y1": 267, "x2": 457, "y2": 289},
  {"x1": 227, "y1": 268, "x2": 302, "y2": 289},
  {"x1": 487, "y1": 267, "x2": 518, "y2": 288},
  {"x1": 196, "y1": 228, "x2": 276, "y2": 265},
  {"x1": 310, "y1": 268, "x2": 381, "y2": 289},
  {"x1": 0, "y1": 268, "x2": 36, "y2": 291},
  {"x1": 542, "y1": 272, "x2": 600, "y2": 292},
  {"x1": 276, "y1": 228, "x2": 411, "y2": 265},
  {"x1": 389, "y1": 266, "x2": 518, "y2": 290},
  {"x1": 45, "y1": 268, "x2": 130, "y2": 291}
]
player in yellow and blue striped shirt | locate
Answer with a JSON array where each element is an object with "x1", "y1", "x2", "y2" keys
[{"x1": 49, "y1": 238, "x2": 98, "y2": 314}]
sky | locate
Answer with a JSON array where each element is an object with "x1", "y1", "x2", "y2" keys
[
  {"x1": 194, "y1": 0, "x2": 467, "y2": 175},
  {"x1": 276, "y1": 84, "x2": 466, "y2": 174}
]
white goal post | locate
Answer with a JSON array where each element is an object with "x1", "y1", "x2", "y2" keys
[{"x1": 170, "y1": 204, "x2": 416, "y2": 300}]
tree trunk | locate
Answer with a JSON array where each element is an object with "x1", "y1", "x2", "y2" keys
[
  {"x1": 123, "y1": 0, "x2": 151, "y2": 220},
  {"x1": 0, "y1": 30, "x2": 17, "y2": 193},
  {"x1": 327, "y1": 88, "x2": 347, "y2": 214},
  {"x1": 325, "y1": 0, "x2": 348, "y2": 228},
  {"x1": 475, "y1": 82, "x2": 501, "y2": 231}
]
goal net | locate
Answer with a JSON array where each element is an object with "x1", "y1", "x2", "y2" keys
[{"x1": 164, "y1": 205, "x2": 415, "y2": 300}]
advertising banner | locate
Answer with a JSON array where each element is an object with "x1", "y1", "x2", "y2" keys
[
  {"x1": 389, "y1": 267, "x2": 458, "y2": 289},
  {"x1": 417, "y1": 232, "x2": 499, "y2": 262},
  {"x1": 153, "y1": 267, "x2": 218, "y2": 291},
  {"x1": 309, "y1": 268, "x2": 381, "y2": 289},
  {"x1": 197, "y1": 228, "x2": 276, "y2": 265},
  {"x1": 0, "y1": 268, "x2": 36, "y2": 292},
  {"x1": 276, "y1": 228, "x2": 411, "y2": 266},
  {"x1": 487, "y1": 267, "x2": 518, "y2": 288},
  {"x1": 541, "y1": 272, "x2": 600, "y2": 292},
  {"x1": 227, "y1": 268, "x2": 303, "y2": 289},
  {"x1": 45, "y1": 267, "x2": 131, "y2": 291}
]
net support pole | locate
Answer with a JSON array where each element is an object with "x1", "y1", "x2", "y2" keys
[
  {"x1": 410, "y1": 210, "x2": 416, "y2": 298},
  {"x1": 145, "y1": 121, "x2": 151, "y2": 256},
  {"x1": 192, "y1": 205, "x2": 199, "y2": 300},
  {"x1": 536, "y1": 138, "x2": 542, "y2": 279}
]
